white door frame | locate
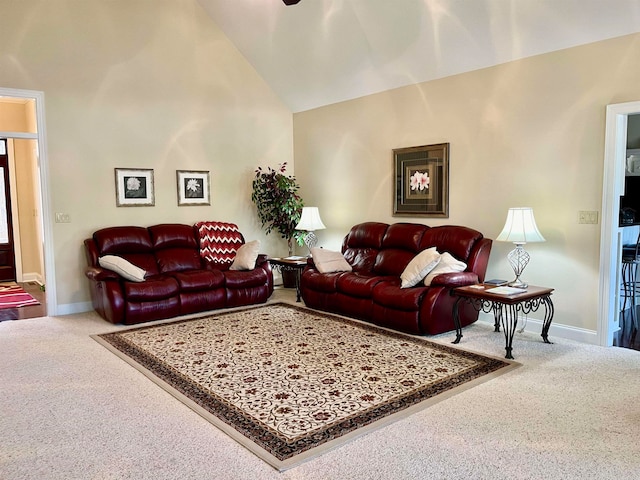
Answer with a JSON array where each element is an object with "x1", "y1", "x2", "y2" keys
[
  {"x1": 598, "y1": 101, "x2": 640, "y2": 346},
  {"x1": 0, "y1": 87, "x2": 56, "y2": 315},
  {"x1": 6, "y1": 139, "x2": 24, "y2": 282}
]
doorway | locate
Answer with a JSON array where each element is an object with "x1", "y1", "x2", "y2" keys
[
  {"x1": 0, "y1": 139, "x2": 17, "y2": 282},
  {"x1": 0, "y1": 88, "x2": 55, "y2": 317},
  {"x1": 599, "y1": 101, "x2": 640, "y2": 347}
]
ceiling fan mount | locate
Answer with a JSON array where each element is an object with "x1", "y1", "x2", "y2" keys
[{"x1": 283, "y1": 0, "x2": 302, "y2": 5}]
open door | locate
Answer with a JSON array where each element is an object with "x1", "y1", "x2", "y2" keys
[{"x1": 0, "y1": 139, "x2": 16, "y2": 282}]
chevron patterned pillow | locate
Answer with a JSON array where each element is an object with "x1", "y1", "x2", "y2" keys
[{"x1": 195, "y1": 221, "x2": 245, "y2": 268}]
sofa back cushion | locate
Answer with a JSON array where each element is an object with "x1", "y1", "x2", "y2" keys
[
  {"x1": 195, "y1": 221, "x2": 245, "y2": 269},
  {"x1": 338, "y1": 222, "x2": 487, "y2": 278},
  {"x1": 373, "y1": 223, "x2": 428, "y2": 276},
  {"x1": 93, "y1": 226, "x2": 159, "y2": 276},
  {"x1": 341, "y1": 222, "x2": 388, "y2": 273},
  {"x1": 149, "y1": 224, "x2": 201, "y2": 274},
  {"x1": 419, "y1": 226, "x2": 483, "y2": 263}
]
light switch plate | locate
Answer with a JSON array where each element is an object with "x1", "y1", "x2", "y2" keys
[
  {"x1": 578, "y1": 211, "x2": 598, "y2": 224},
  {"x1": 55, "y1": 212, "x2": 71, "y2": 223}
]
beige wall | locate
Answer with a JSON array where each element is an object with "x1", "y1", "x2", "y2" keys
[
  {"x1": 13, "y1": 137, "x2": 43, "y2": 280},
  {"x1": 1, "y1": 0, "x2": 637, "y2": 333},
  {"x1": 0, "y1": 0, "x2": 294, "y2": 309},
  {"x1": 294, "y1": 33, "x2": 640, "y2": 334},
  {"x1": 0, "y1": 102, "x2": 32, "y2": 132}
]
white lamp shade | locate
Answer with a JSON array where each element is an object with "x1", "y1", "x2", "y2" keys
[
  {"x1": 295, "y1": 207, "x2": 326, "y2": 231},
  {"x1": 496, "y1": 207, "x2": 545, "y2": 243}
]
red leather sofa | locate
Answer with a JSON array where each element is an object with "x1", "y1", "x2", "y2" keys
[
  {"x1": 300, "y1": 222, "x2": 492, "y2": 335},
  {"x1": 84, "y1": 223, "x2": 273, "y2": 325}
]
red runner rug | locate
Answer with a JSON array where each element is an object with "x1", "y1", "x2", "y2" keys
[{"x1": 0, "y1": 285, "x2": 40, "y2": 309}]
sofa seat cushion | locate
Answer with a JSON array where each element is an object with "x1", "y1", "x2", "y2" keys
[
  {"x1": 336, "y1": 273, "x2": 392, "y2": 298},
  {"x1": 173, "y1": 270, "x2": 225, "y2": 292},
  {"x1": 224, "y1": 268, "x2": 268, "y2": 289},
  {"x1": 123, "y1": 276, "x2": 179, "y2": 302},
  {"x1": 373, "y1": 280, "x2": 428, "y2": 311}
]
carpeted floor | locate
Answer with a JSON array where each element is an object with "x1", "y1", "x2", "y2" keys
[
  {"x1": 93, "y1": 303, "x2": 515, "y2": 470},
  {"x1": 2, "y1": 288, "x2": 640, "y2": 479}
]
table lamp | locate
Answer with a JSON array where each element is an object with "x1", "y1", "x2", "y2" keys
[
  {"x1": 295, "y1": 207, "x2": 326, "y2": 251},
  {"x1": 496, "y1": 207, "x2": 545, "y2": 288}
]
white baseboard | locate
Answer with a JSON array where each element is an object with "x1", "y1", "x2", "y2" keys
[
  {"x1": 477, "y1": 312, "x2": 598, "y2": 345},
  {"x1": 55, "y1": 301, "x2": 93, "y2": 316},
  {"x1": 53, "y1": 302, "x2": 599, "y2": 345},
  {"x1": 21, "y1": 272, "x2": 44, "y2": 285}
]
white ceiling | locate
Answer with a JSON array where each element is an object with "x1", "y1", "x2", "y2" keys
[{"x1": 197, "y1": 0, "x2": 640, "y2": 113}]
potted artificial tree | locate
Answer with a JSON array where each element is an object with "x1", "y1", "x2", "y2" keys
[{"x1": 251, "y1": 163, "x2": 304, "y2": 287}]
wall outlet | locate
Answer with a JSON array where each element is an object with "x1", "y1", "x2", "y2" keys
[
  {"x1": 578, "y1": 210, "x2": 599, "y2": 224},
  {"x1": 55, "y1": 212, "x2": 71, "y2": 223}
]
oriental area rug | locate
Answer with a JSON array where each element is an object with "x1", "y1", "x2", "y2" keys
[{"x1": 93, "y1": 303, "x2": 516, "y2": 470}]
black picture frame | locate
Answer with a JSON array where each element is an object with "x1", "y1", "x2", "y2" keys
[{"x1": 393, "y1": 143, "x2": 449, "y2": 217}]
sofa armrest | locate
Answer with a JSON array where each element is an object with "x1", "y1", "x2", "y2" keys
[
  {"x1": 85, "y1": 267, "x2": 120, "y2": 282},
  {"x1": 256, "y1": 253, "x2": 269, "y2": 267},
  {"x1": 430, "y1": 271, "x2": 479, "y2": 288},
  {"x1": 255, "y1": 253, "x2": 274, "y2": 295}
]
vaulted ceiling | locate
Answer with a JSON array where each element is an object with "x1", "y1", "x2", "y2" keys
[{"x1": 197, "y1": 0, "x2": 640, "y2": 113}]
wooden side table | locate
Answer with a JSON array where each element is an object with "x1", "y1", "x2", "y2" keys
[
  {"x1": 268, "y1": 257, "x2": 308, "y2": 302},
  {"x1": 451, "y1": 284, "x2": 554, "y2": 359}
]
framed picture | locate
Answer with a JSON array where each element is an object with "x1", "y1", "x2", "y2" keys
[
  {"x1": 114, "y1": 168, "x2": 155, "y2": 207},
  {"x1": 393, "y1": 143, "x2": 449, "y2": 217},
  {"x1": 176, "y1": 170, "x2": 210, "y2": 206}
]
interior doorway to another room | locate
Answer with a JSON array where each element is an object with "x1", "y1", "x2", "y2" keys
[
  {"x1": 0, "y1": 139, "x2": 18, "y2": 282},
  {"x1": 0, "y1": 90, "x2": 52, "y2": 319},
  {"x1": 615, "y1": 114, "x2": 640, "y2": 350},
  {"x1": 600, "y1": 101, "x2": 640, "y2": 348}
]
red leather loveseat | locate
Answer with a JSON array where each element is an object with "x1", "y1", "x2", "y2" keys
[
  {"x1": 300, "y1": 222, "x2": 492, "y2": 335},
  {"x1": 84, "y1": 222, "x2": 273, "y2": 325}
]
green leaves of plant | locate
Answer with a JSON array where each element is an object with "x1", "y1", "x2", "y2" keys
[{"x1": 251, "y1": 163, "x2": 303, "y2": 252}]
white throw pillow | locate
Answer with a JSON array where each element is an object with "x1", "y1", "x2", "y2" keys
[
  {"x1": 400, "y1": 247, "x2": 441, "y2": 288},
  {"x1": 230, "y1": 240, "x2": 261, "y2": 271},
  {"x1": 311, "y1": 247, "x2": 353, "y2": 274},
  {"x1": 99, "y1": 255, "x2": 146, "y2": 282},
  {"x1": 423, "y1": 252, "x2": 467, "y2": 286}
]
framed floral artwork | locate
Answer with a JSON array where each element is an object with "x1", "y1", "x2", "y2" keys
[
  {"x1": 176, "y1": 170, "x2": 210, "y2": 206},
  {"x1": 393, "y1": 143, "x2": 449, "y2": 217},
  {"x1": 114, "y1": 168, "x2": 155, "y2": 207}
]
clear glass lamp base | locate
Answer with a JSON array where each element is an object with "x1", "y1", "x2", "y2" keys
[{"x1": 303, "y1": 231, "x2": 318, "y2": 252}]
